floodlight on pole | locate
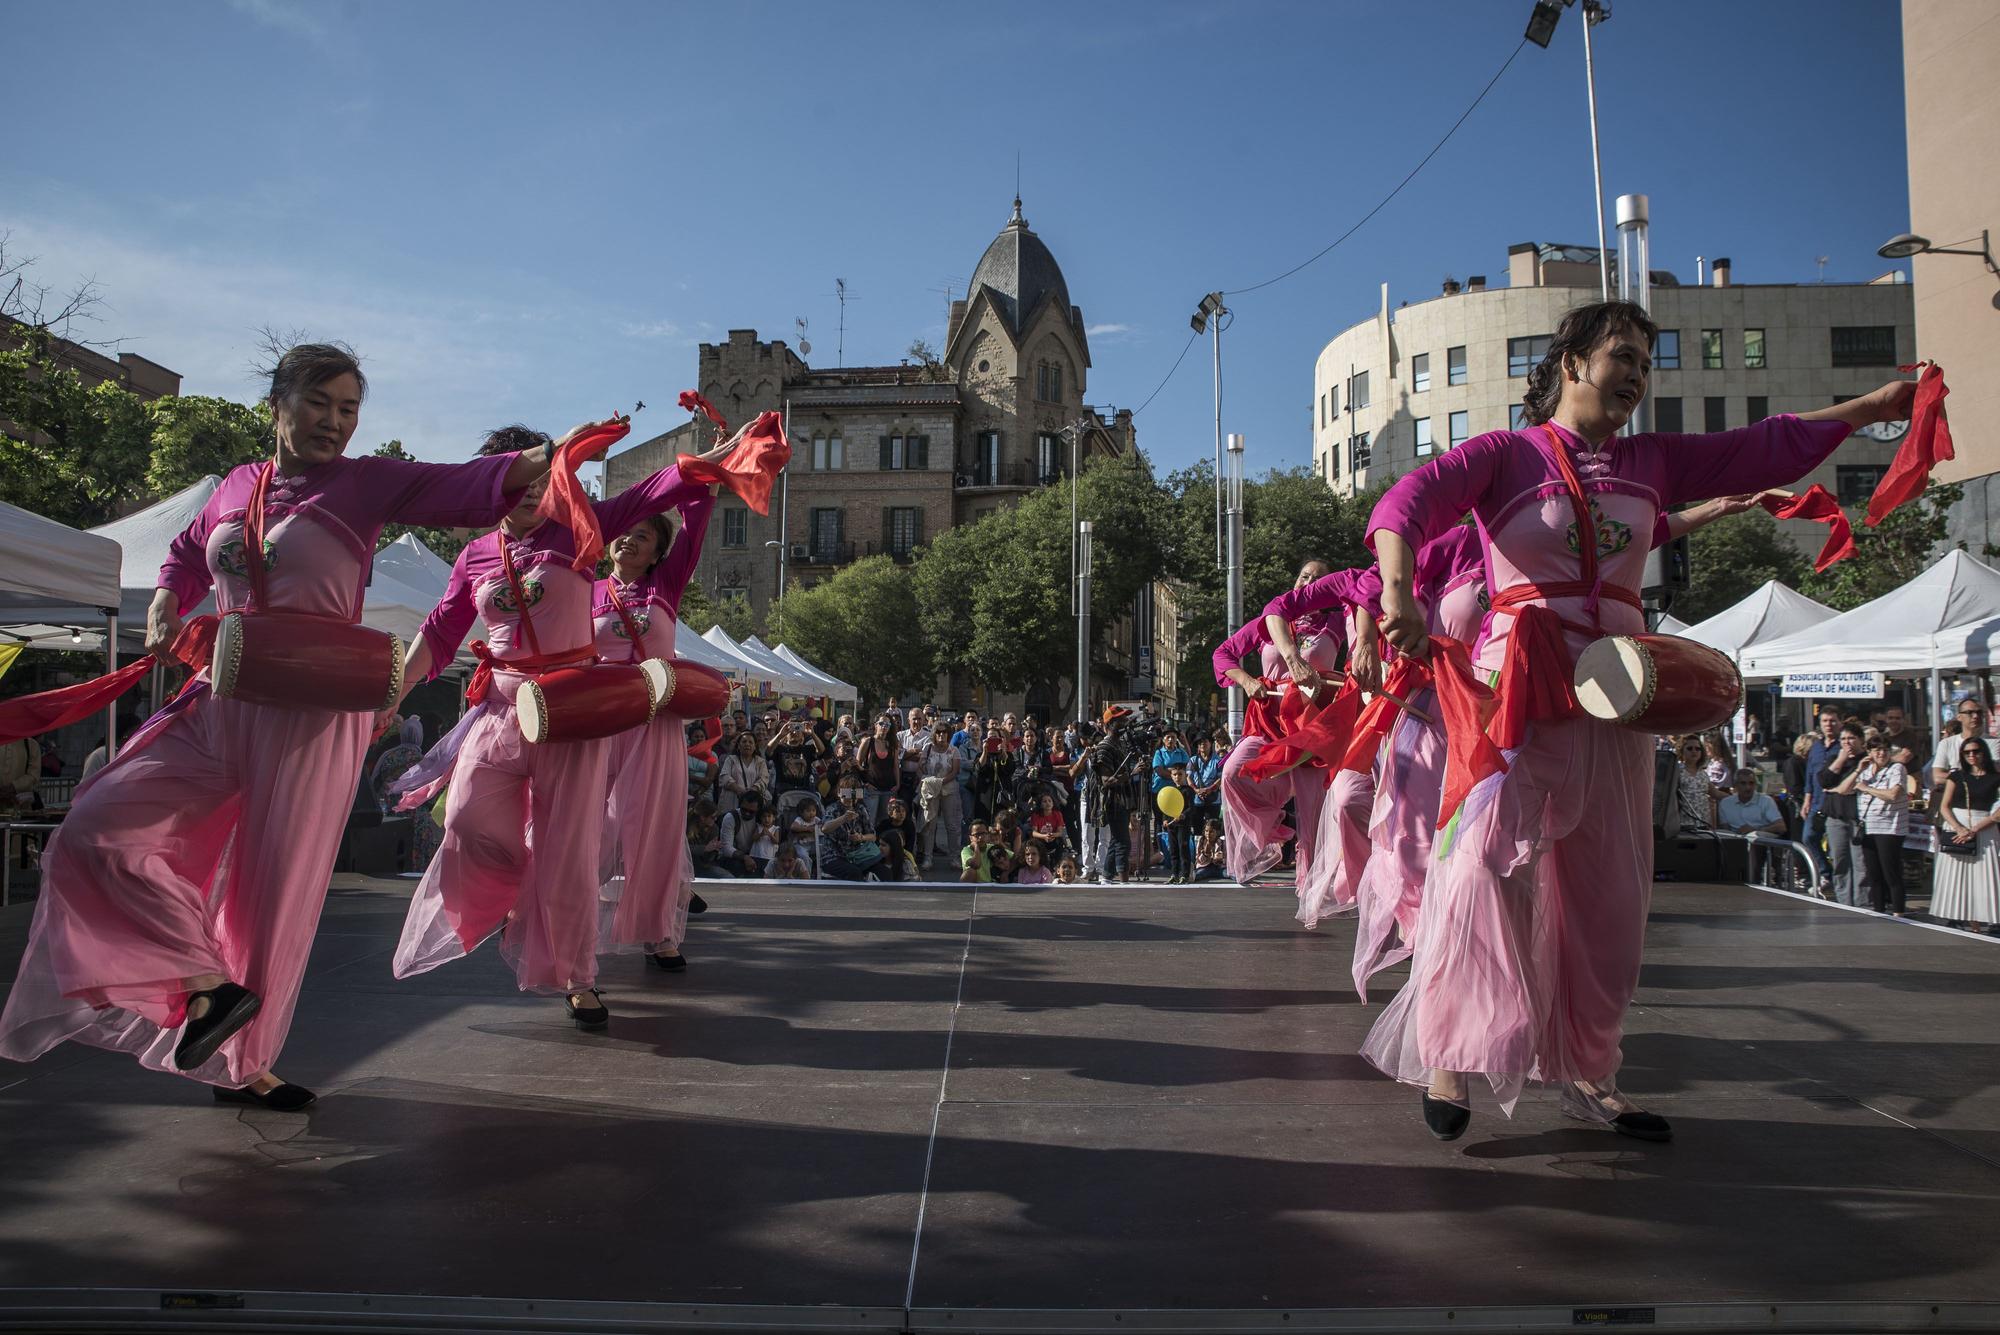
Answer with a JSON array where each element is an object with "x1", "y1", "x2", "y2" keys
[
  {"x1": 1525, "y1": 0, "x2": 1613, "y2": 300},
  {"x1": 1076, "y1": 520, "x2": 1094, "y2": 725},
  {"x1": 1224, "y1": 433, "x2": 1247, "y2": 739},
  {"x1": 1878, "y1": 229, "x2": 1998, "y2": 276},
  {"x1": 1190, "y1": 291, "x2": 1228, "y2": 569}
]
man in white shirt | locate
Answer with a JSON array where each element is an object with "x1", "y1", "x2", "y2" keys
[
  {"x1": 1933, "y1": 698, "x2": 1989, "y2": 789},
  {"x1": 1718, "y1": 768, "x2": 1787, "y2": 882}
]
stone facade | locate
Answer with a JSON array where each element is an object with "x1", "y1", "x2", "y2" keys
[{"x1": 1311, "y1": 246, "x2": 1915, "y2": 558}]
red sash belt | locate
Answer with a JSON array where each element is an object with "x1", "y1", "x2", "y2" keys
[{"x1": 465, "y1": 642, "x2": 595, "y2": 706}]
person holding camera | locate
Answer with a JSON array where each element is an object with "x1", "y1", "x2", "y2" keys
[
  {"x1": 820, "y1": 773, "x2": 887, "y2": 881},
  {"x1": 1079, "y1": 711, "x2": 1137, "y2": 883}
]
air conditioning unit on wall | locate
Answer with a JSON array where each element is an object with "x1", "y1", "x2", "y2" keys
[{"x1": 790, "y1": 544, "x2": 808, "y2": 562}]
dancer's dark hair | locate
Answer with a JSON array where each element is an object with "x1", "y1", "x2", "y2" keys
[
  {"x1": 1520, "y1": 300, "x2": 1657, "y2": 427},
  {"x1": 479, "y1": 425, "x2": 552, "y2": 458},
  {"x1": 264, "y1": 342, "x2": 366, "y2": 407}
]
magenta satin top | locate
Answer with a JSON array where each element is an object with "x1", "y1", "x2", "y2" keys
[{"x1": 591, "y1": 491, "x2": 715, "y2": 663}]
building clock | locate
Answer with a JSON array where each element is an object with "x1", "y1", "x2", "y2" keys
[{"x1": 1857, "y1": 418, "x2": 1909, "y2": 443}]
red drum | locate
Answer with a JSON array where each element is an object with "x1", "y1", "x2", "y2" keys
[
  {"x1": 517, "y1": 660, "x2": 670, "y2": 745},
  {"x1": 211, "y1": 611, "x2": 405, "y2": 713},
  {"x1": 652, "y1": 657, "x2": 731, "y2": 720},
  {"x1": 1573, "y1": 633, "x2": 1741, "y2": 734}
]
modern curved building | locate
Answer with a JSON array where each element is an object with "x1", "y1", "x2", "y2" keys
[{"x1": 1311, "y1": 242, "x2": 1915, "y2": 554}]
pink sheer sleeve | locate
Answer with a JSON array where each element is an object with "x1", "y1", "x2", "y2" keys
[
  {"x1": 156, "y1": 467, "x2": 233, "y2": 614},
  {"x1": 593, "y1": 464, "x2": 710, "y2": 546},
  {"x1": 416, "y1": 539, "x2": 487, "y2": 681},
  {"x1": 1263, "y1": 566, "x2": 1383, "y2": 623},
  {"x1": 1211, "y1": 617, "x2": 1270, "y2": 689},
  {"x1": 1647, "y1": 415, "x2": 1854, "y2": 508},
  {"x1": 646, "y1": 489, "x2": 715, "y2": 613},
  {"x1": 1366, "y1": 432, "x2": 1507, "y2": 554}
]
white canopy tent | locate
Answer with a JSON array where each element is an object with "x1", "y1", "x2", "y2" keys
[
  {"x1": 674, "y1": 624, "x2": 759, "y2": 683},
  {"x1": 771, "y1": 642, "x2": 859, "y2": 704},
  {"x1": 88, "y1": 475, "x2": 221, "y2": 626},
  {"x1": 702, "y1": 626, "x2": 812, "y2": 693},
  {"x1": 0, "y1": 500, "x2": 126, "y2": 749},
  {"x1": 1677, "y1": 581, "x2": 1838, "y2": 663},
  {"x1": 1741, "y1": 551, "x2": 2000, "y2": 678},
  {"x1": 1655, "y1": 614, "x2": 1691, "y2": 635}
]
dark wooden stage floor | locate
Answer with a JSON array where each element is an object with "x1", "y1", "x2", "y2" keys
[{"x1": 2, "y1": 875, "x2": 1997, "y2": 1333}]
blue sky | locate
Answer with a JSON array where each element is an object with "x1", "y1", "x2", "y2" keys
[{"x1": 6, "y1": 0, "x2": 1909, "y2": 479}]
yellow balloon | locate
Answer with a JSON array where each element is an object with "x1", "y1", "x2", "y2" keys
[
  {"x1": 780, "y1": 695, "x2": 796, "y2": 710},
  {"x1": 1156, "y1": 786, "x2": 1186, "y2": 820}
]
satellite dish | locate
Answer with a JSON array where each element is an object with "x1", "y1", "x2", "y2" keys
[{"x1": 799, "y1": 339, "x2": 812, "y2": 356}]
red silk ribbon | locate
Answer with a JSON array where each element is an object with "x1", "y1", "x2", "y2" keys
[
  {"x1": 1866, "y1": 363, "x2": 1953, "y2": 527},
  {"x1": 0, "y1": 615, "x2": 217, "y2": 746},
  {"x1": 535, "y1": 418, "x2": 634, "y2": 573},
  {"x1": 1337, "y1": 655, "x2": 1433, "y2": 773},
  {"x1": 1244, "y1": 676, "x2": 1364, "y2": 781},
  {"x1": 1427, "y1": 635, "x2": 1508, "y2": 830},
  {"x1": 1760, "y1": 484, "x2": 1854, "y2": 572},
  {"x1": 677, "y1": 410, "x2": 793, "y2": 516},
  {"x1": 678, "y1": 390, "x2": 728, "y2": 432}
]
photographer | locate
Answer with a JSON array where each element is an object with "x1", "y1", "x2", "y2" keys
[
  {"x1": 769, "y1": 717, "x2": 822, "y2": 797},
  {"x1": 820, "y1": 771, "x2": 887, "y2": 881},
  {"x1": 1080, "y1": 711, "x2": 1138, "y2": 883}
]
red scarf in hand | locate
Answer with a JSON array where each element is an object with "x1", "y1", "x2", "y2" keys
[
  {"x1": 0, "y1": 617, "x2": 217, "y2": 746},
  {"x1": 1428, "y1": 635, "x2": 1509, "y2": 829},
  {"x1": 1490, "y1": 603, "x2": 1575, "y2": 752},
  {"x1": 1866, "y1": 363, "x2": 1953, "y2": 527},
  {"x1": 1760, "y1": 485, "x2": 1854, "y2": 572},
  {"x1": 535, "y1": 418, "x2": 634, "y2": 573},
  {"x1": 678, "y1": 390, "x2": 728, "y2": 433},
  {"x1": 677, "y1": 410, "x2": 793, "y2": 515},
  {"x1": 1337, "y1": 654, "x2": 1433, "y2": 773},
  {"x1": 1243, "y1": 676, "x2": 1364, "y2": 781}
]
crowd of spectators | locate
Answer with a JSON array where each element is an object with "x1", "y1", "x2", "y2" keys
[{"x1": 678, "y1": 703, "x2": 1249, "y2": 887}]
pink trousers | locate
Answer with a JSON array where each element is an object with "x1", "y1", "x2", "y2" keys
[
  {"x1": 394, "y1": 672, "x2": 610, "y2": 994},
  {"x1": 598, "y1": 712, "x2": 694, "y2": 954},
  {"x1": 1295, "y1": 768, "x2": 1371, "y2": 929},
  {"x1": 1220, "y1": 736, "x2": 1291, "y2": 883},
  {"x1": 1352, "y1": 697, "x2": 1446, "y2": 999},
  {"x1": 0, "y1": 689, "x2": 366, "y2": 1086},
  {"x1": 1360, "y1": 715, "x2": 1654, "y2": 1112}
]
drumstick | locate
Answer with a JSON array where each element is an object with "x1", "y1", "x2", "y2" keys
[{"x1": 1292, "y1": 669, "x2": 1436, "y2": 726}]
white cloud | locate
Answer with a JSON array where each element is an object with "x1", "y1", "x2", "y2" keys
[
  {"x1": 224, "y1": 0, "x2": 328, "y2": 45},
  {"x1": 1085, "y1": 322, "x2": 1132, "y2": 338},
  {"x1": 621, "y1": 319, "x2": 683, "y2": 341}
]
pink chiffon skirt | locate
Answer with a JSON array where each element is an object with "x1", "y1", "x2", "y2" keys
[
  {"x1": 1295, "y1": 768, "x2": 1370, "y2": 929},
  {"x1": 1360, "y1": 715, "x2": 1654, "y2": 1113},
  {"x1": 1220, "y1": 735, "x2": 1292, "y2": 883},
  {"x1": 598, "y1": 712, "x2": 694, "y2": 954},
  {"x1": 1351, "y1": 696, "x2": 1446, "y2": 999},
  {"x1": 394, "y1": 671, "x2": 611, "y2": 995},
  {"x1": 0, "y1": 686, "x2": 367, "y2": 1086}
]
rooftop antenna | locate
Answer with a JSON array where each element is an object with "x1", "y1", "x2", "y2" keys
[
  {"x1": 835, "y1": 278, "x2": 848, "y2": 367},
  {"x1": 1815, "y1": 255, "x2": 1830, "y2": 283},
  {"x1": 795, "y1": 316, "x2": 812, "y2": 360},
  {"x1": 929, "y1": 278, "x2": 957, "y2": 330}
]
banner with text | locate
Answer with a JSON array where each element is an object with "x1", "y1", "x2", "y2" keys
[{"x1": 1780, "y1": 671, "x2": 1885, "y2": 700}]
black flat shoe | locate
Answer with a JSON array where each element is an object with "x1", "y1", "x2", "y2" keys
[
  {"x1": 687, "y1": 893, "x2": 708, "y2": 914},
  {"x1": 213, "y1": 1082, "x2": 317, "y2": 1112},
  {"x1": 174, "y1": 983, "x2": 261, "y2": 1071},
  {"x1": 648, "y1": 950, "x2": 688, "y2": 972},
  {"x1": 1608, "y1": 1110, "x2": 1673, "y2": 1142},
  {"x1": 1422, "y1": 1092, "x2": 1471, "y2": 1141},
  {"x1": 1560, "y1": 1083, "x2": 1672, "y2": 1142},
  {"x1": 564, "y1": 990, "x2": 610, "y2": 1028}
]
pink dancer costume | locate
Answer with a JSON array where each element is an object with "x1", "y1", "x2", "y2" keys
[
  {"x1": 392, "y1": 464, "x2": 709, "y2": 995},
  {"x1": 593, "y1": 492, "x2": 715, "y2": 956},
  {"x1": 1211, "y1": 586, "x2": 1357, "y2": 888},
  {"x1": 1359, "y1": 415, "x2": 1854, "y2": 1111},
  {"x1": 0, "y1": 454, "x2": 521, "y2": 1085}
]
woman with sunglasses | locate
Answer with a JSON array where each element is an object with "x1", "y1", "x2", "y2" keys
[{"x1": 1935, "y1": 734, "x2": 2000, "y2": 932}]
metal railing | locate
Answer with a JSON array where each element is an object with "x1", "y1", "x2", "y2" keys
[{"x1": 2, "y1": 821, "x2": 59, "y2": 907}]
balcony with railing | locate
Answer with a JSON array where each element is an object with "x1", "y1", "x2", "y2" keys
[
  {"x1": 800, "y1": 539, "x2": 855, "y2": 566},
  {"x1": 862, "y1": 540, "x2": 919, "y2": 565}
]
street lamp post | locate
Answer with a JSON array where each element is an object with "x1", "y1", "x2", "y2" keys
[
  {"x1": 1526, "y1": 0, "x2": 1613, "y2": 300},
  {"x1": 1191, "y1": 292, "x2": 1228, "y2": 568},
  {"x1": 1076, "y1": 520, "x2": 1093, "y2": 725},
  {"x1": 764, "y1": 396, "x2": 793, "y2": 637},
  {"x1": 1224, "y1": 434, "x2": 1246, "y2": 738}
]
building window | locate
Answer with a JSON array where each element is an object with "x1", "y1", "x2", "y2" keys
[
  {"x1": 1414, "y1": 416, "x2": 1433, "y2": 457},
  {"x1": 1704, "y1": 396, "x2": 1727, "y2": 432},
  {"x1": 1447, "y1": 345, "x2": 1467, "y2": 386},
  {"x1": 1035, "y1": 363, "x2": 1064, "y2": 401},
  {"x1": 1508, "y1": 334, "x2": 1551, "y2": 378},
  {"x1": 1319, "y1": 393, "x2": 1327, "y2": 429},
  {"x1": 1448, "y1": 410, "x2": 1469, "y2": 450},
  {"x1": 1037, "y1": 432, "x2": 1065, "y2": 482},
  {"x1": 1744, "y1": 328, "x2": 1766, "y2": 370},
  {"x1": 716, "y1": 585, "x2": 749, "y2": 603},
  {"x1": 885, "y1": 506, "x2": 921, "y2": 558},
  {"x1": 721, "y1": 507, "x2": 747, "y2": 548},
  {"x1": 1349, "y1": 369, "x2": 1370, "y2": 409},
  {"x1": 1654, "y1": 396, "x2": 1683, "y2": 432},
  {"x1": 1412, "y1": 353, "x2": 1430, "y2": 394},
  {"x1": 1747, "y1": 395, "x2": 1769, "y2": 422},
  {"x1": 1654, "y1": 329, "x2": 1681, "y2": 370},
  {"x1": 1328, "y1": 383, "x2": 1340, "y2": 417},
  {"x1": 1836, "y1": 465, "x2": 1888, "y2": 506},
  {"x1": 811, "y1": 434, "x2": 844, "y2": 470},
  {"x1": 1831, "y1": 325, "x2": 1897, "y2": 367},
  {"x1": 1328, "y1": 442, "x2": 1341, "y2": 478},
  {"x1": 1350, "y1": 431, "x2": 1371, "y2": 469},
  {"x1": 809, "y1": 507, "x2": 844, "y2": 563},
  {"x1": 971, "y1": 431, "x2": 1001, "y2": 486},
  {"x1": 1701, "y1": 329, "x2": 1724, "y2": 369},
  {"x1": 880, "y1": 434, "x2": 930, "y2": 470},
  {"x1": 1509, "y1": 403, "x2": 1529, "y2": 431}
]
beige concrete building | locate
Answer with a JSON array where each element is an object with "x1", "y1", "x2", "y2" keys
[
  {"x1": 608, "y1": 200, "x2": 1168, "y2": 714},
  {"x1": 1310, "y1": 244, "x2": 1914, "y2": 556},
  {"x1": 1901, "y1": 0, "x2": 2000, "y2": 551}
]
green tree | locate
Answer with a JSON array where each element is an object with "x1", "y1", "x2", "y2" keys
[
  {"x1": 1804, "y1": 482, "x2": 1962, "y2": 611},
  {"x1": 778, "y1": 555, "x2": 930, "y2": 707},
  {"x1": 710, "y1": 590, "x2": 756, "y2": 641},
  {"x1": 0, "y1": 334, "x2": 154, "y2": 527},
  {"x1": 145, "y1": 394, "x2": 269, "y2": 496},
  {"x1": 371, "y1": 439, "x2": 478, "y2": 561},
  {"x1": 1675, "y1": 508, "x2": 1810, "y2": 623}
]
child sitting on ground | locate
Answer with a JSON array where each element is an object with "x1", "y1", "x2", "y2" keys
[
  {"x1": 1014, "y1": 842, "x2": 1054, "y2": 885},
  {"x1": 1192, "y1": 817, "x2": 1229, "y2": 882},
  {"x1": 769, "y1": 840, "x2": 810, "y2": 880}
]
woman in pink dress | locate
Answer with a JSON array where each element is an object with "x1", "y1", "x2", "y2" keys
[
  {"x1": 0, "y1": 344, "x2": 569, "y2": 1109},
  {"x1": 1360, "y1": 299, "x2": 1914, "y2": 1142},
  {"x1": 386, "y1": 430, "x2": 729, "y2": 1028},
  {"x1": 594, "y1": 490, "x2": 716, "y2": 972}
]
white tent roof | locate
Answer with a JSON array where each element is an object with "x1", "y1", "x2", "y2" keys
[
  {"x1": 1677, "y1": 581, "x2": 1837, "y2": 660},
  {"x1": 1741, "y1": 550, "x2": 2000, "y2": 678},
  {"x1": 703, "y1": 626, "x2": 810, "y2": 691},
  {"x1": 1655, "y1": 614, "x2": 1691, "y2": 635},
  {"x1": 374, "y1": 532, "x2": 456, "y2": 592},
  {"x1": 674, "y1": 624, "x2": 755, "y2": 681},
  {"x1": 727, "y1": 633, "x2": 829, "y2": 695},
  {"x1": 766, "y1": 640, "x2": 859, "y2": 702},
  {"x1": 88, "y1": 475, "x2": 221, "y2": 624},
  {"x1": 0, "y1": 500, "x2": 123, "y2": 625}
]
